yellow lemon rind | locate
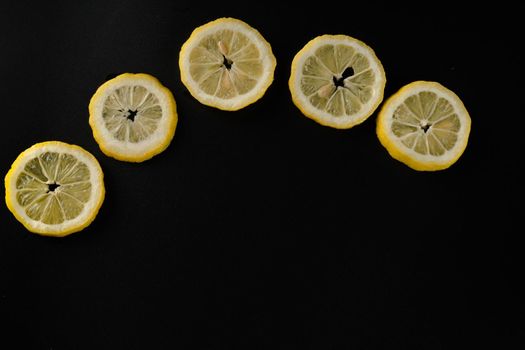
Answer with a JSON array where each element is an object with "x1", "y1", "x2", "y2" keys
[
  {"x1": 289, "y1": 34, "x2": 386, "y2": 129},
  {"x1": 376, "y1": 81, "x2": 471, "y2": 171},
  {"x1": 179, "y1": 17, "x2": 276, "y2": 111},
  {"x1": 4, "y1": 141, "x2": 105, "y2": 237},
  {"x1": 89, "y1": 73, "x2": 178, "y2": 162}
]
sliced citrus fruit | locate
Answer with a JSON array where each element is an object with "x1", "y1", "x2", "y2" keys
[
  {"x1": 179, "y1": 17, "x2": 276, "y2": 111},
  {"x1": 89, "y1": 73, "x2": 177, "y2": 162},
  {"x1": 4, "y1": 141, "x2": 105, "y2": 237},
  {"x1": 376, "y1": 81, "x2": 471, "y2": 171},
  {"x1": 289, "y1": 34, "x2": 386, "y2": 129}
]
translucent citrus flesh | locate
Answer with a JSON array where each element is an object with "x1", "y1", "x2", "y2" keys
[
  {"x1": 300, "y1": 44, "x2": 377, "y2": 117},
  {"x1": 179, "y1": 18, "x2": 276, "y2": 111},
  {"x1": 102, "y1": 85, "x2": 162, "y2": 143},
  {"x1": 390, "y1": 91, "x2": 460, "y2": 156},
  {"x1": 377, "y1": 81, "x2": 471, "y2": 171},
  {"x1": 89, "y1": 73, "x2": 177, "y2": 162},
  {"x1": 289, "y1": 35, "x2": 385, "y2": 129},
  {"x1": 189, "y1": 29, "x2": 263, "y2": 99},
  {"x1": 15, "y1": 152, "x2": 92, "y2": 225}
]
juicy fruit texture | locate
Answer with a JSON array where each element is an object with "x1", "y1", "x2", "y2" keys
[
  {"x1": 376, "y1": 81, "x2": 471, "y2": 171},
  {"x1": 4, "y1": 141, "x2": 105, "y2": 236},
  {"x1": 179, "y1": 17, "x2": 276, "y2": 111},
  {"x1": 289, "y1": 35, "x2": 386, "y2": 129},
  {"x1": 89, "y1": 73, "x2": 178, "y2": 162}
]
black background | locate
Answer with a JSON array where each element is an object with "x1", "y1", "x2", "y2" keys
[{"x1": 1, "y1": 1, "x2": 524, "y2": 348}]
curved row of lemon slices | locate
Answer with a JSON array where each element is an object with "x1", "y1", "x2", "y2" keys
[
  {"x1": 177, "y1": 18, "x2": 470, "y2": 172},
  {"x1": 5, "y1": 17, "x2": 472, "y2": 237}
]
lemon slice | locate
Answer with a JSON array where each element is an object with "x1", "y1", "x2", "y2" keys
[
  {"x1": 89, "y1": 73, "x2": 177, "y2": 162},
  {"x1": 179, "y1": 17, "x2": 276, "y2": 111},
  {"x1": 4, "y1": 141, "x2": 105, "y2": 237},
  {"x1": 289, "y1": 34, "x2": 386, "y2": 129},
  {"x1": 376, "y1": 81, "x2": 471, "y2": 171}
]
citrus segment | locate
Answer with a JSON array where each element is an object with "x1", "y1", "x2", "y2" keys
[
  {"x1": 5, "y1": 141, "x2": 105, "y2": 236},
  {"x1": 376, "y1": 81, "x2": 471, "y2": 171},
  {"x1": 89, "y1": 73, "x2": 177, "y2": 162},
  {"x1": 289, "y1": 35, "x2": 386, "y2": 129},
  {"x1": 179, "y1": 17, "x2": 276, "y2": 111}
]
